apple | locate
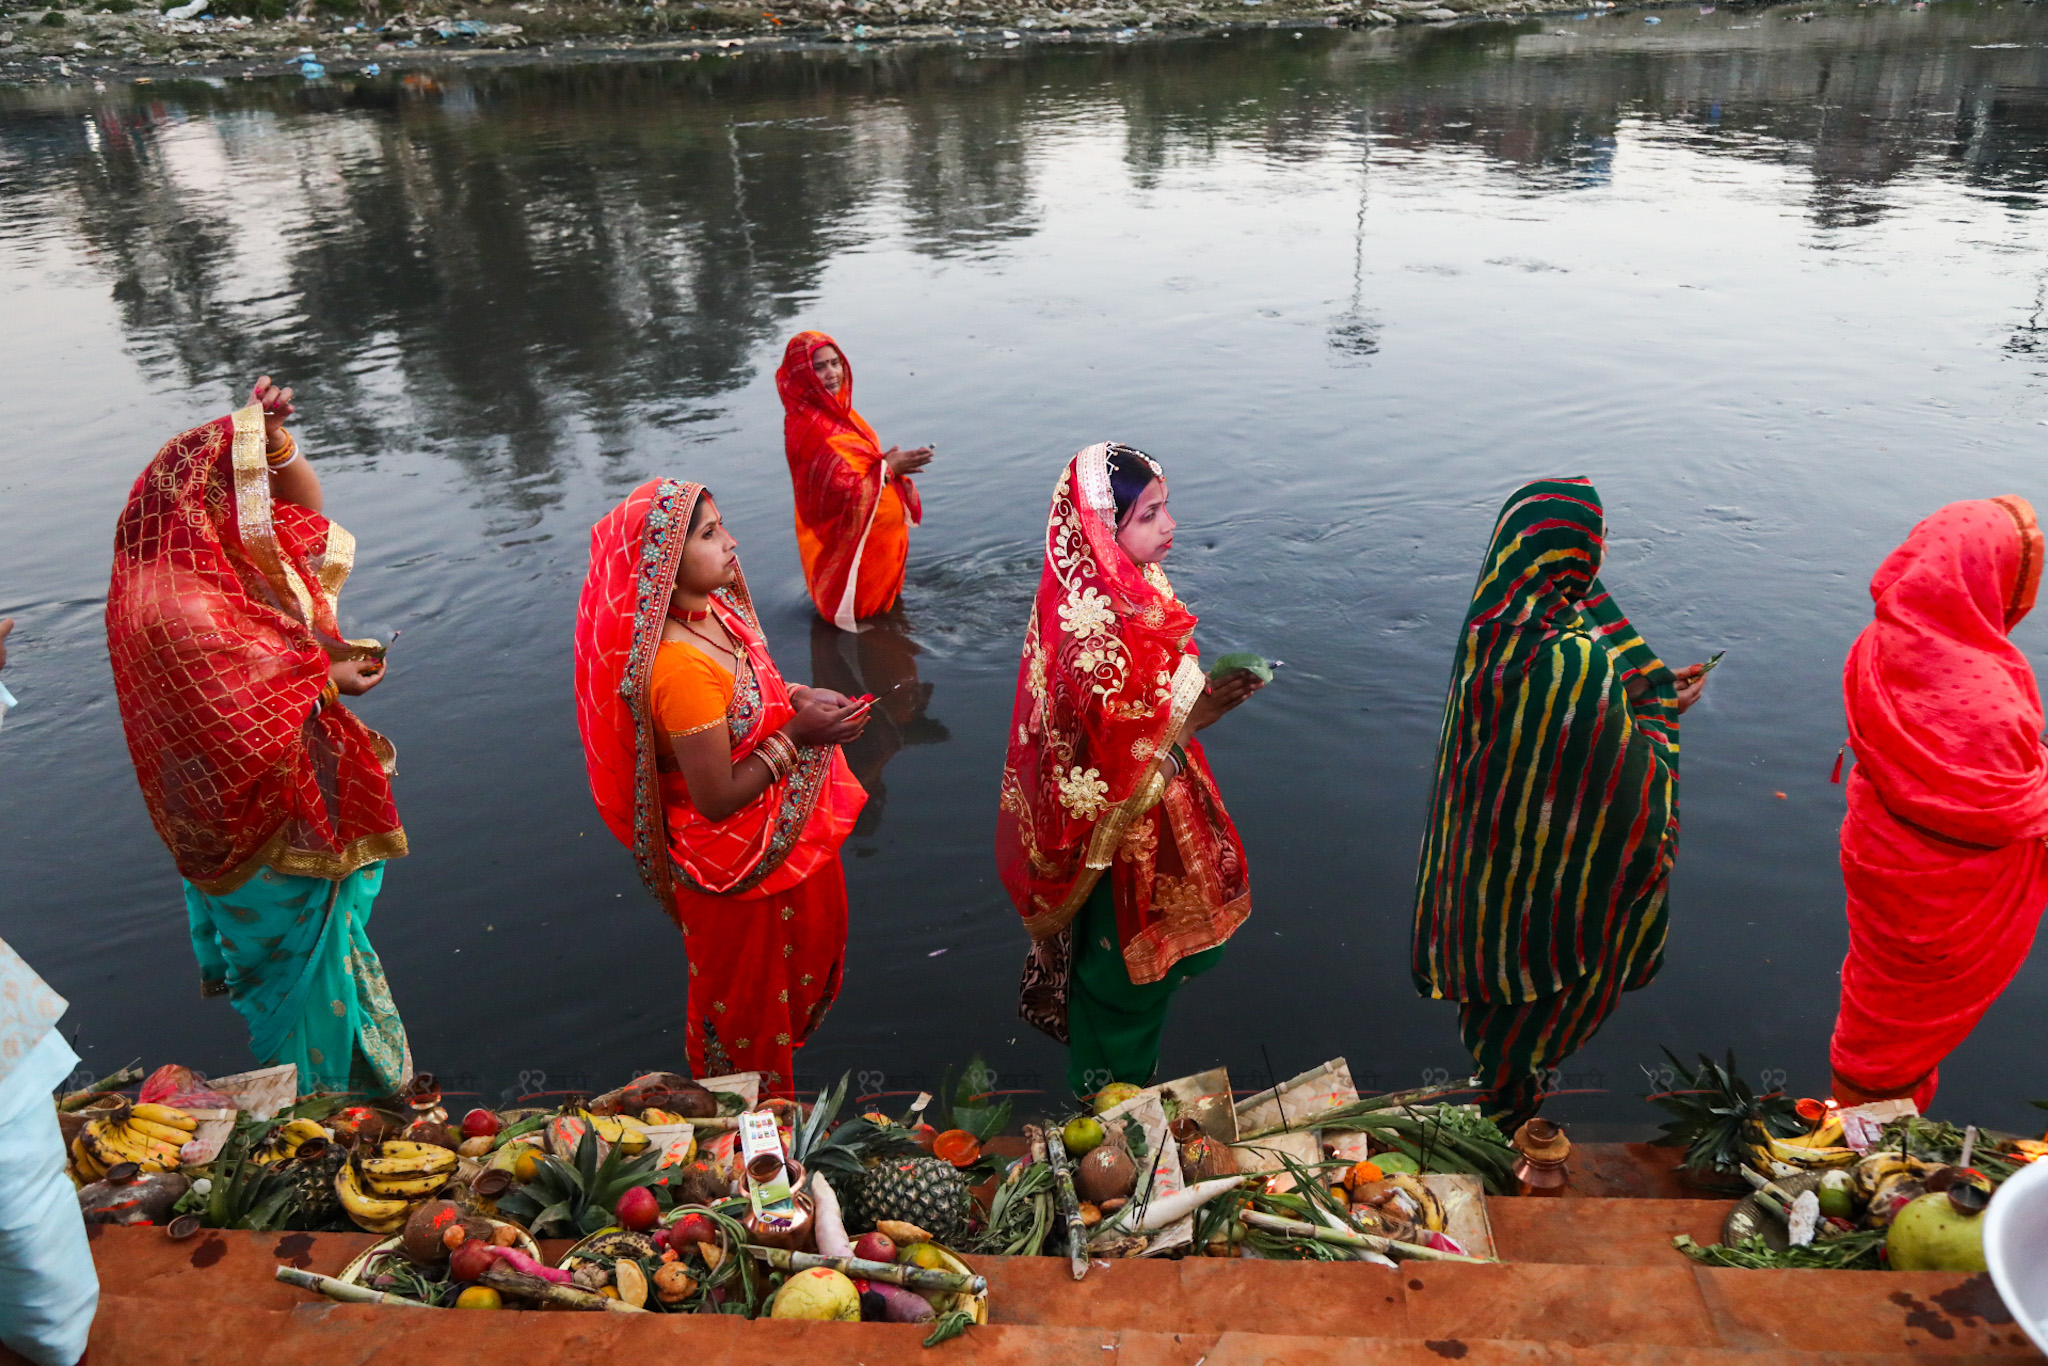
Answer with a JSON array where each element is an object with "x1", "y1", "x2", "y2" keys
[
  {"x1": 667, "y1": 1211, "x2": 714, "y2": 1247},
  {"x1": 616, "y1": 1186, "x2": 660, "y2": 1232},
  {"x1": 461, "y1": 1109, "x2": 501, "y2": 1140}
]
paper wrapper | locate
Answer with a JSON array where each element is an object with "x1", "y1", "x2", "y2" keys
[
  {"x1": 1157, "y1": 1067, "x2": 1236, "y2": 1145},
  {"x1": 1422, "y1": 1173, "x2": 1495, "y2": 1259},
  {"x1": 696, "y1": 1072, "x2": 763, "y2": 1112},
  {"x1": 1838, "y1": 1098, "x2": 1918, "y2": 1153},
  {"x1": 1094, "y1": 1091, "x2": 1193, "y2": 1256},
  {"x1": 1230, "y1": 1128, "x2": 1322, "y2": 1175},
  {"x1": 646, "y1": 1123, "x2": 697, "y2": 1168},
  {"x1": 1234, "y1": 1058, "x2": 1358, "y2": 1139}
]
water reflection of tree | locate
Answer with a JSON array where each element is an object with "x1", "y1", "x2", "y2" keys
[{"x1": 6, "y1": 6, "x2": 2047, "y2": 488}]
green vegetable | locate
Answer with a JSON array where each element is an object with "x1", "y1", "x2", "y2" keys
[
  {"x1": 1673, "y1": 1230, "x2": 1885, "y2": 1270},
  {"x1": 1207, "y1": 653, "x2": 1275, "y2": 684}
]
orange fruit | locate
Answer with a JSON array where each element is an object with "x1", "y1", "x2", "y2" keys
[{"x1": 933, "y1": 1129, "x2": 980, "y2": 1169}]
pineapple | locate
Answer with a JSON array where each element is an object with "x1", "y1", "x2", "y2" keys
[
  {"x1": 854, "y1": 1156, "x2": 971, "y2": 1245},
  {"x1": 290, "y1": 1146, "x2": 346, "y2": 1228}
]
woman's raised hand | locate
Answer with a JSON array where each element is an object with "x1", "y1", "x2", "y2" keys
[
  {"x1": 331, "y1": 657, "x2": 386, "y2": 697},
  {"x1": 787, "y1": 688, "x2": 869, "y2": 746},
  {"x1": 251, "y1": 375, "x2": 295, "y2": 450},
  {"x1": 1189, "y1": 669, "x2": 1262, "y2": 732},
  {"x1": 883, "y1": 446, "x2": 934, "y2": 477}
]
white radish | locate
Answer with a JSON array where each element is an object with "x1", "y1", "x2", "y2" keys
[
  {"x1": 807, "y1": 1170, "x2": 854, "y2": 1259},
  {"x1": 1119, "y1": 1176, "x2": 1246, "y2": 1235}
]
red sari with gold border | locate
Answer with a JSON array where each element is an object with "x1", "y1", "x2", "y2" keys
[
  {"x1": 575, "y1": 479, "x2": 865, "y2": 1090},
  {"x1": 107, "y1": 403, "x2": 405, "y2": 893},
  {"x1": 997, "y1": 444, "x2": 1250, "y2": 1043}
]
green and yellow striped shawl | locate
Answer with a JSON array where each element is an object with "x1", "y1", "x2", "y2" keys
[{"x1": 1412, "y1": 478, "x2": 1678, "y2": 1006}]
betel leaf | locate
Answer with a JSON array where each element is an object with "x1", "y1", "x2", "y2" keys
[{"x1": 1208, "y1": 653, "x2": 1274, "y2": 684}]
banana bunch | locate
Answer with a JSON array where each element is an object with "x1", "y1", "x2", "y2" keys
[
  {"x1": 1749, "y1": 1116, "x2": 1857, "y2": 1173},
  {"x1": 1851, "y1": 1152, "x2": 1944, "y2": 1228},
  {"x1": 71, "y1": 1104, "x2": 196, "y2": 1179},
  {"x1": 253, "y1": 1118, "x2": 330, "y2": 1167},
  {"x1": 336, "y1": 1140, "x2": 459, "y2": 1232}
]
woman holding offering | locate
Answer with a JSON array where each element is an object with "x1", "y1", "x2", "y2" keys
[
  {"x1": 776, "y1": 331, "x2": 931, "y2": 628},
  {"x1": 576, "y1": 480, "x2": 869, "y2": 1091},
  {"x1": 999, "y1": 443, "x2": 1259, "y2": 1099}
]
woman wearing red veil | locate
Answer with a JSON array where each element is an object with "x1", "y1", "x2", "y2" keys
[
  {"x1": 776, "y1": 332, "x2": 932, "y2": 628},
  {"x1": 107, "y1": 380, "x2": 409, "y2": 1094},
  {"x1": 575, "y1": 480, "x2": 868, "y2": 1091},
  {"x1": 1831, "y1": 496, "x2": 2048, "y2": 1111},
  {"x1": 998, "y1": 444, "x2": 1261, "y2": 1098}
]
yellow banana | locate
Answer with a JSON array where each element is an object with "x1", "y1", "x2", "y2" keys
[
  {"x1": 371, "y1": 1140, "x2": 458, "y2": 1164},
  {"x1": 82, "y1": 1122, "x2": 155, "y2": 1172},
  {"x1": 1777, "y1": 1117, "x2": 1846, "y2": 1150},
  {"x1": 1852, "y1": 1154, "x2": 1928, "y2": 1200},
  {"x1": 362, "y1": 1169, "x2": 452, "y2": 1198},
  {"x1": 112, "y1": 1122, "x2": 183, "y2": 1159},
  {"x1": 1756, "y1": 1133, "x2": 1857, "y2": 1170},
  {"x1": 130, "y1": 1103, "x2": 197, "y2": 1131},
  {"x1": 70, "y1": 1136, "x2": 104, "y2": 1181},
  {"x1": 580, "y1": 1112, "x2": 626, "y2": 1144},
  {"x1": 336, "y1": 1163, "x2": 411, "y2": 1227},
  {"x1": 641, "y1": 1108, "x2": 682, "y2": 1126},
  {"x1": 360, "y1": 1145, "x2": 457, "y2": 1178},
  {"x1": 126, "y1": 1116, "x2": 198, "y2": 1148},
  {"x1": 278, "y1": 1118, "x2": 329, "y2": 1147}
]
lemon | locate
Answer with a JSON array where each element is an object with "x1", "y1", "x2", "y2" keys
[
  {"x1": 455, "y1": 1286, "x2": 502, "y2": 1309},
  {"x1": 900, "y1": 1241, "x2": 948, "y2": 1271},
  {"x1": 1061, "y1": 1116, "x2": 1106, "y2": 1158},
  {"x1": 511, "y1": 1144, "x2": 545, "y2": 1183}
]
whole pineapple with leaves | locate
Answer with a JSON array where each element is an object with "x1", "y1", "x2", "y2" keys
[{"x1": 791, "y1": 1075, "x2": 950, "y2": 1237}]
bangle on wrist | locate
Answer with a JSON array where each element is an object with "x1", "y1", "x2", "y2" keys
[
  {"x1": 315, "y1": 678, "x2": 339, "y2": 716},
  {"x1": 266, "y1": 432, "x2": 300, "y2": 470}
]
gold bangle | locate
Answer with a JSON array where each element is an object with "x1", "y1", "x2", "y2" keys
[
  {"x1": 265, "y1": 432, "x2": 298, "y2": 469},
  {"x1": 755, "y1": 732, "x2": 795, "y2": 784},
  {"x1": 318, "y1": 679, "x2": 339, "y2": 710}
]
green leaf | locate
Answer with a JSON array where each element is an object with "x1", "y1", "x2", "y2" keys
[
  {"x1": 1208, "y1": 652, "x2": 1274, "y2": 684},
  {"x1": 923, "y1": 1308, "x2": 974, "y2": 1348}
]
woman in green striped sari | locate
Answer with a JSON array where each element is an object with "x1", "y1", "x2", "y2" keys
[{"x1": 1411, "y1": 478, "x2": 1708, "y2": 1129}]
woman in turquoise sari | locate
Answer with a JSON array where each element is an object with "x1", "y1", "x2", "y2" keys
[{"x1": 109, "y1": 380, "x2": 411, "y2": 1094}]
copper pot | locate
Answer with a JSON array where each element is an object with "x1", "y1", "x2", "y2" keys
[{"x1": 742, "y1": 1191, "x2": 816, "y2": 1252}]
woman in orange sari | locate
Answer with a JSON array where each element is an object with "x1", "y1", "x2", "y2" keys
[
  {"x1": 776, "y1": 331, "x2": 931, "y2": 628},
  {"x1": 999, "y1": 444, "x2": 1261, "y2": 1098},
  {"x1": 576, "y1": 479, "x2": 869, "y2": 1091},
  {"x1": 1831, "y1": 497, "x2": 2048, "y2": 1111}
]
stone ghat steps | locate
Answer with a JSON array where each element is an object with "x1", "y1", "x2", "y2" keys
[{"x1": 9, "y1": 1197, "x2": 2037, "y2": 1364}]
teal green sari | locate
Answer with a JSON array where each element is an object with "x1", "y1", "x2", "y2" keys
[{"x1": 185, "y1": 863, "x2": 409, "y2": 1095}]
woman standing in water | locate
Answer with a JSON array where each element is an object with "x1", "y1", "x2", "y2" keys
[
  {"x1": 1412, "y1": 478, "x2": 1706, "y2": 1130},
  {"x1": 776, "y1": 331, "x2": 932, "y2": 628},
  {"x1": 107, "y1": 380, "x2": 411, "y2": 1094},
  {"x1": 1830, "y1": 497, "x2": 2048, "y2": 1112},
  {"x1": 576, "y1": 480, "x2": 869, "y2": 1091},
  {"x1": 999, "y1": 444, "x2": 1260, "y2": 1099}
]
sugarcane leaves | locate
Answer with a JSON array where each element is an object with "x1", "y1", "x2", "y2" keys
[
  {"x1": 1318, "y1": 1103, "x2": 1516, "y2": 1195},
  {"x1": 1646, "y1": 1048, "x2": 1802, "y2": 1176}
]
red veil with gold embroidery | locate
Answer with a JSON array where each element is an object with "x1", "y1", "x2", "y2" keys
[
  {"x1": 107, "y1": 405, "x2": 404, "y2": 894},
  {"x1": 997, "y1": 445, "x2": 1250, "y2": 1040}
]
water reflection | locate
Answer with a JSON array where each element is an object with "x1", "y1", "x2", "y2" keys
[
  {"x1": 810, "y1": 614, "x2": 946, "y2": 836},
  {"x1": 2, "y1": 7, "x2": 2043, "y2": 499}
]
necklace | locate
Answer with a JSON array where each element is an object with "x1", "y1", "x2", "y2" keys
[
  {"x1": 669, "y1": 610, "x2": 739, "y2": 662},
  {"x1": 671, "y1": 606, "x2": 713, "y2": 622}
]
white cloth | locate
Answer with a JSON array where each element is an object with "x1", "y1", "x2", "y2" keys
[
  {"x1": 0, "y1": 938, "x2": 66, "y2": 1091},
  {"x1": 0, "y1": 1027, "x2": 97, "y2": 1366}
]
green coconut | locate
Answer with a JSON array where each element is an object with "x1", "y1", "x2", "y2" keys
[{"x1": 1885, "y1": 1191, "x2": 1988, "y2": 1272}]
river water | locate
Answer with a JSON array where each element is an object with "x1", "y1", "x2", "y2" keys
[{"x1": 4, "y1": 2, "x2": 2048, "y2": 1131}]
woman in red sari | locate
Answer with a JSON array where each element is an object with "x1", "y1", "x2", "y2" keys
[
  {"x1": 576, "y1": 479, "x2": 869, "y2": 1091},
  {"x1": 1831, "y1": 496, "x2": 2048, "y2": 1111},
  {"x1": 776, "y1": 331, "x2": 931, "y2": 628},
  {"x1": 999, "y1": 444, "x2": 1261, "y2": 1098}
]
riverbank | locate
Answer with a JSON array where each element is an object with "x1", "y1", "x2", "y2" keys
[{"x1": 0, "y1": 0, "x2": 1730, "y2": 85}]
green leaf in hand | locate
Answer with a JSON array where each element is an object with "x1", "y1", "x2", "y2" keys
[{"x1": 1208, "y1": 653, "x2": 1274, "y2": 684}]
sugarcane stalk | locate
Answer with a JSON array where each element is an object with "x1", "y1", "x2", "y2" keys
[
  {"x1": 1044, "y1": 1127, "x2": 1090, "y2": 1281},
  {"x1": 1239, "y1": 1209, "x2": 1493, "y2": 1264},
  {"x1": 1345, "y1": 1078, "x2": 1484, "y2": 1115},
  {"x1": 480, "y1": 1263, "x2": 647, "y2": 1312},
  {"x1": 1737, "y1": 1165, "x2": 1796, "y2": 1220},
  {"x1": 273, "y1": 1266, "x2": 435, "y2": 1308},
  {"x1": 58, "y1": 1063, "x2": 144, "y2": 1112},
  {"x1": 745, "y1": 1245, "x2": 985, "y2": 1295}
]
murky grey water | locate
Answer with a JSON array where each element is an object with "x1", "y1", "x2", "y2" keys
[{"x1": 5, "y1": 2, "x2": 2048, "y2": 1130}]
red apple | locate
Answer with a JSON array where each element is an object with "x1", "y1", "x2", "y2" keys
[
  {"x1": 853, "y1": 1232, "x2": 897, "y2": 1263},
  {"x1": 615, "y1": 1186, "x2": 660, "y2": 1232},
  {"x1": 667, "y1": 1211, "x2": 714, "y2": 1247},
  {"x1": 461, "y1": 1109, "x2": 501, "y2": 1140},
  {"x1": 448, "y1": 1240, "x2": 497, "y2": 1283}
]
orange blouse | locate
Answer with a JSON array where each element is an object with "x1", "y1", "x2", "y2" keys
[{"x1": 650, "y1": 639, "x2": 736, "y2": 740}]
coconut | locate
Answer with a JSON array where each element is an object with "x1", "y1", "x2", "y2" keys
[
  {"x1": 669, "y1": 1083, "x2": 720, "y2": 1120},
  {"x1": 1074, "y1": 1145, "x2": 1137, "y2": 1205},
  {"x1": 401, "y1": 1201, "x2": 478, "y2": 1264},
  {"x1": 770, "y1": 1267, "x2": 862, "y2": 1321}
]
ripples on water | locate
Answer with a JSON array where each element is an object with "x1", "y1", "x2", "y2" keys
[{"x1": 3, "y1": 2, "x2": 2047, "y2": 1127}]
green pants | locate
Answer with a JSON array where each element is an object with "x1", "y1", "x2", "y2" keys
[{"x1": 1065, "y1": 878, "x2": 1224, "y2": 1099}]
